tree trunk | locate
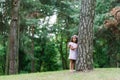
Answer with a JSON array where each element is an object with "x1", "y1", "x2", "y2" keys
[
  {"x1": 59, "y1": 34, "x2": 65, "y2": 69},
  {"x1": 65, "y1": 17, "x2": 70, "y2": 69},
  {"x1": 76, "y1": 0, "x2": 95, "y2": 71},
  {"x1": 31, "y1": 25, "x2": 35, "y2": 72},
  {"x1": 5, "y1": 43, "x2": 9, "y2": 75},
  {"x1": 8, "y1": 0, "x2": 20, "y2": 74}
]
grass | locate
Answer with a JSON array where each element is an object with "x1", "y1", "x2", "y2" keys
[{"x1": 0, "y1": 68, "x2": 120, "y2": 80}]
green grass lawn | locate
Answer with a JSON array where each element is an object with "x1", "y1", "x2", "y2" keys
[{"x1": 0, "y1": 68, "x2": 120, "y2": 80}]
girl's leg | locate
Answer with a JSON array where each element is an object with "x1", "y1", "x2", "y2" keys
[
  {"x1": 72, "y1": 60, "x2": 76, "y2": 70},
  {"x1": 70, "y1": 59, "x2": 72, "y2": 71},
  {"x1": 74, "y1": 60, "x2": 76, "y2": 69}
]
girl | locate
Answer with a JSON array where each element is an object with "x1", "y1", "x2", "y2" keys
[{"x1": 68, "y1": 35, "x2": 78, "y2": 72}]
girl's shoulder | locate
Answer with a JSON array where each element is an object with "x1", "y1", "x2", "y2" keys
[
  {"x1": 68, "y1": 42, "x2": 72, "y2": 45},
  {"x1": 68, "y1": 42, "x2": 77, "y2": 45},
  {"x1": 68, "y1": 42, "x2": 73, "y2": 44}
]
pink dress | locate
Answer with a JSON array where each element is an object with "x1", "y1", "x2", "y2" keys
[{"x1": 68, "y1": 42, "x2": 78, "y2": 60}]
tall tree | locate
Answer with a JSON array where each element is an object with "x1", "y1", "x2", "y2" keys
[
  {"x1": 31, "y1": 25, "x2": 35, "y2": 72},
  {"x1": 8, "y1": 0, "x2": 20, "y2": 74},
  {"x1": 76, "y1": 0, "x2": 96, "y2": 71}
]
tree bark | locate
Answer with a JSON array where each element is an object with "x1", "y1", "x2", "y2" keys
[
  {"x1": 8, "y1": 0, "x2": 20, "y2": 74},
  {"x1": 5, "y1": 44, "x2": 9, "y2": 75},
  {"x1": 31, "y1": 25, "x2": 35, "y2": 72},
  {"x1": 59, "y1": 34, "x2": 65, "y2": 69},
  {"x1": 76, "y1": 0, "x2": 95, "y2": 71}
]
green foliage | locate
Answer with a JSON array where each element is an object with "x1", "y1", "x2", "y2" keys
[
  {"x1": 95, "y1": 0, "x2": 114, "y2": 14},
  {"x1": 40, "y1": 42, "x2": 60, "y2": 71},
  {"x1": 26, "y1": 19, "x2": 39, "y2": 25},
  {"x1": 39, "y1": 0, "x2": 56, "y2": 5},
  {"x1": 0, "y1": 40, "x2": 5, "y2": 75},
  {"x1": 94, "y1": 0, "x2": 120, "y2": 68},
  {"x1": 0, "y1": 44, "x2": 4, "y2": 56}
]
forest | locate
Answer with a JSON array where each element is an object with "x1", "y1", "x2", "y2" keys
[{"x1": 0, "y1": 0, "x2": 120, "y2": 75}]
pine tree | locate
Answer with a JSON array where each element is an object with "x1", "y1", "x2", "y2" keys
[{"x1": 76, "y1": 0, "x2": 96, "y2": 71}]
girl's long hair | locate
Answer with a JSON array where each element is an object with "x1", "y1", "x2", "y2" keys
[{"x1": 70, "y1": 35, "x2": 78, "y2": 43}]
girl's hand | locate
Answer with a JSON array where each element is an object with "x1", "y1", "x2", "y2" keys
[{"x1": 70, "y1": 46, "x2": 75, "y2": 50}]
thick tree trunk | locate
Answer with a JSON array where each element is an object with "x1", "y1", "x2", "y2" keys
[
  {"x1": 76, "y1": 0, "x2": 95, "y2": 71},
  {"x1": 8, "y1": 0, "x2": 20, "y2": 74}
]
